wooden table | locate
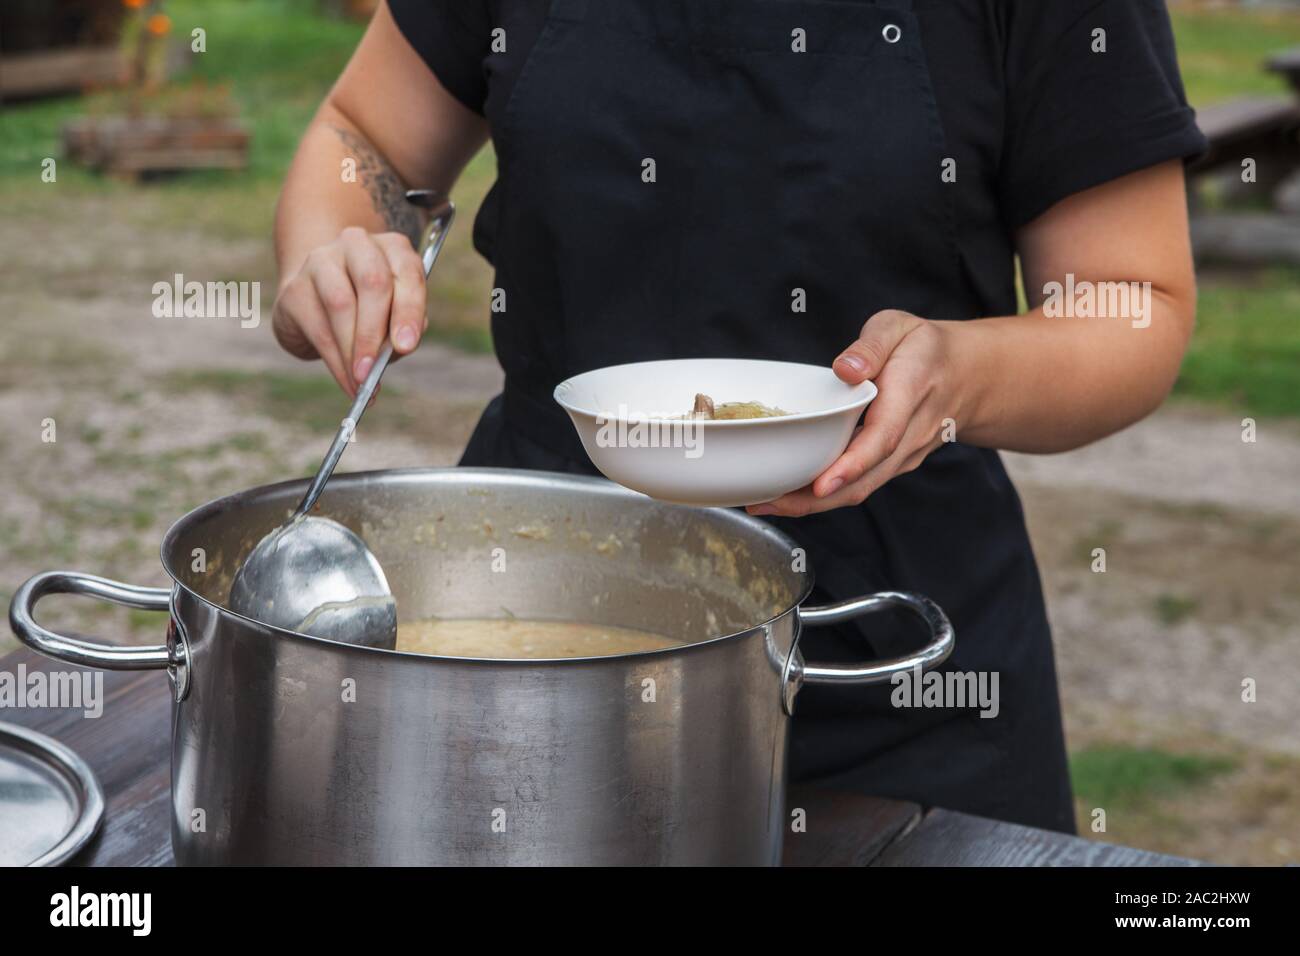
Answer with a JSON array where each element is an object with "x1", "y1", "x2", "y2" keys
[{"x1": 0, "y1": 647, "x2": 1199, "y2": 867}]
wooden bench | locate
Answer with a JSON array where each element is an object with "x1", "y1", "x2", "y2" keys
[
  {"x1": 1190, "y1": 95, "x2": 1300, "y2": 177},
  {"x1": 1267, "y1": 45, "x2": 1300, "y2": 97},
  {"x1": 0, "y1": 47, "x2": 125, "y2": 100}
]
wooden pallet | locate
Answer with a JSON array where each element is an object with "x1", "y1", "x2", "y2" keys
[{"x1": 62, "y1": 115, "x2": 250, "y2": 177}]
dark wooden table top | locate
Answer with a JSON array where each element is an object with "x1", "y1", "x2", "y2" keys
[{"x1": 0, "y1": 647, "x2": 1199, "y2": 867}]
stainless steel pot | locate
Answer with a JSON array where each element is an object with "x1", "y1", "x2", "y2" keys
[{"x1": 10, "y1": 468, "x2": 952, "y2": 865}]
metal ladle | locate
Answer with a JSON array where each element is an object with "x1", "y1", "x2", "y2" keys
[{"x1": 228, "y1": 193, "x2": 455, "y2": 649}]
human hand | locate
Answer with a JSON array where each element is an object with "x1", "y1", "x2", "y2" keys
[
  {"x1": 747, "y1": 310, "x2": 961, "y2": 517},
  {"x1": 271, "y1": 227, "x2": 427, "y2": 397}
]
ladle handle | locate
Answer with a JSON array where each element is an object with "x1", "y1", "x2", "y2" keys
[{"x1": 293, "y1": 197, "x2": 456, "y2": 519}]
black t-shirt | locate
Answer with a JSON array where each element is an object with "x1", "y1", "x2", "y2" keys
[{"x1": 389, "y1": 0, "x2": 1206, "y2": 318}]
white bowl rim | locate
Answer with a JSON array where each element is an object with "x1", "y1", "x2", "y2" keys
[{"x1": 553, "y1": 358, "x2": 877, "y2": 426}]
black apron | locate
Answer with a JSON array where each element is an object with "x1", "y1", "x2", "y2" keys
[{"x1": 461, "y1": 0, "x2": 1075, "y2": 833}]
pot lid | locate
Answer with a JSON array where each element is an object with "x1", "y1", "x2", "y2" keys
[{"x1": 0, "y1": 721, "x2": 104, "y2": 866}]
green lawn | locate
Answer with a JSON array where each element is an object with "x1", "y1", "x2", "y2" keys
[
  {"x1": 1181, "y1": 268, "x2": 1300, "y2": 416},
  {"x1": 1071, "y1": 745, "x2": 1236, "y2": 811},
  {"x1": 1171, "y1": 5, "x2": 1300, "y2": 105}
]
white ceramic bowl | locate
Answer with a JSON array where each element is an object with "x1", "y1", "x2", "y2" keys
[{"x1": 553, "y1": 358, "x2": 876, "y2": 507}]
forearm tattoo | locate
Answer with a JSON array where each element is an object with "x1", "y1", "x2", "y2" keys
[{"x1": 331, "y1": 124, "x2": 422, "y2": 245}]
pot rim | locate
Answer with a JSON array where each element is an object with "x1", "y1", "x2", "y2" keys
[{"x1": 159, "y1": 466, "x2": 816, "y2": 665}]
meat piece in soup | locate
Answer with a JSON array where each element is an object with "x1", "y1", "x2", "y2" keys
[{"x1": 687, "y1": 392, "x2": 789, "y2": 420}]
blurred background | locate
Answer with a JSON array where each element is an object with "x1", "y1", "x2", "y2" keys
[{"x1": 1, "y1": 0, "x2": 1297, "y2": 864}]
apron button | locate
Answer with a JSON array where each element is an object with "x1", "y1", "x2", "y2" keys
[{"x1": 882, "y1": 24, "x2": 902, "y2": 44}]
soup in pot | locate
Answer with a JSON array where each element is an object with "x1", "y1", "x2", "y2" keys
[{"x1": 396, "y1": 618, "x2": 682, "y2": 659}]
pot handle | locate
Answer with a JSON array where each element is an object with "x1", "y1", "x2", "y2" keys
[
  {"x1": 796, "y1": 590, "x2": 954, "y2": 685},
  {"x1": 9, "y1": 571, "x2": 174, "y2": 670}
]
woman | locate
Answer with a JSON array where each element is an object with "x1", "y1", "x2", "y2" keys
[{"x1": 272, "y1": 0, "x2": 1204, "y2": 833}]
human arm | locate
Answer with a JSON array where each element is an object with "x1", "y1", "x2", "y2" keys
[
  {"x1": 271, "y1": 1, "x2": 488, "y2": 395},
  {"x1": 749, "y1": 159, "x2": 1197, "y2": 517}
]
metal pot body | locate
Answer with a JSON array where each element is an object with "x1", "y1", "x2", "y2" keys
[
  {"x1": 168, "y1": 587, "x2": 798, "y2": 864},
  {"x1": 10, "y1": 468, "x2": 953, "y2": 865}
]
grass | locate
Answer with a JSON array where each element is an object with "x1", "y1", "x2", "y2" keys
[
  {"x1": 1178, "y1": 268, "x2": 1300, "y2": 416},
  {"x1": 1071, "y1": 745, "x2": 1236, "y2": 810},
  {"x1": 165, "y1": 368, "x2": 356, "y2": 433},
  {"x1": 1171, "y1": 5, "x2": 1300, "y2": 106},
  {"x1": 128, "y1": 608, "x2": 167, "y2": 632},
  {"x1": 168, "y1": 0, "x2": 365, "y2": 181},
  {"x1": 1068, "y1": 743, "x2": 1300, "y2": 863},
  {"x1": 1153, "y1": 593, "x2": 1199, "y2": 627},
  {"x1": 425, "y1": 322, "x2": 495, "y2": 355},
  {"x1": 162, "y1": 367, "x2": 484, "y2": 448}
]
